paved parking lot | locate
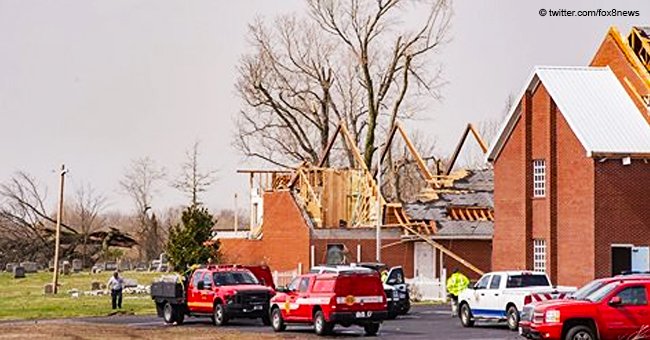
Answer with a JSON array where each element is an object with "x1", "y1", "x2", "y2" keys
[{"x1": 77, "y1": 305, "x2": 523, "y2": 339}]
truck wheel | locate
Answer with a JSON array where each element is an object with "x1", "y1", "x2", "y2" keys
[
  {"x1": 271, "y1": 307, "x2": 286, "y2": 332},
  {"x1": 213, "y1": 303, "x2": 229, "y2": 326},
  {"x1": 174, "y1": 308, "x2": 184, "y2": 325},
  {"x1": 314, "y1": 310, "x2": 333, "y2": 335},
  {"x1": 163, "y1": 302, "x2": 176, "y2": 324},
  {"x1": 363, "y1": 322, "x2": 380, "y2": 336},
  {"x1": 565, "y1": 325, "x2": 595, "y2": 340},
  {"x1": 156, "y1": 302, "x2": 165, "y2": 317},
  {"x1": 506, "y1": 306, "x2": 520, "y2": 331},
  {"x1": 460, "y1": 303, "x2": 474, "y2": 327},
  {"x1": 261, "y1": 312, "x2": 271, "y2": 326},
  {"x1": 400, "y1": 298, "x2": 411, "y2": 315}
]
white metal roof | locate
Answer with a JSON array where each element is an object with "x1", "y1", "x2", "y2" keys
[{"x1": 487, "y1": 66, "x2": 650, "y2": 161}]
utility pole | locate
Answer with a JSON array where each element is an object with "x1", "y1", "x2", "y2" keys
[
  {"x1": 234, "y1": 193, "x2": 239, "y2": 232},
  {"x1": 376, "y1": 155, "x2": 382, "y2": 262},
  {"x1": 52, "y1": 164, "x2": 67, "y2": 294}
]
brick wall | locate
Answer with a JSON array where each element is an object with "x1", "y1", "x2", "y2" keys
[
  {"x1": 219, "y1": 191, "x2": 311, "y2": 273},
  {"x1": 531, "y1": 85, "x2": 551, "y2": 241},
  {"x1": 555, "y1": 109, "x2": 595, "y2": 287},
  {"x1": 435, "y1": 240, "x2": 492, "y2": 281},
  {"x1": 493, "y1": 98, "x2": 528, "y2": 271},
  {"x1": 493, "y1": 83, "x2": 597, "y2": 286},
  {"x1": 594, "y1": 161, "x2": 650, "y2": 278}
]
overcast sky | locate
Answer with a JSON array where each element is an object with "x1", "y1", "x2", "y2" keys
[{"x1": 1, "y1": 0, "x2": 648, "y2": 215}]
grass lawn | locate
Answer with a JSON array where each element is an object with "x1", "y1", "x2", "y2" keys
[{"x1": 0, "y1": 271, "x2": 163, "y2": 320}]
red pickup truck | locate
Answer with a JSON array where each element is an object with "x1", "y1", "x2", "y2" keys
[
  {"x1": 526, "y1": 277, "x2": 650, "y2": 340},
  {"x1": 151, "y1": 264, "x2": 275, "y2": 326},
  {"x1": 269, "y1": 271, "x2": 388, "y2": 336}
]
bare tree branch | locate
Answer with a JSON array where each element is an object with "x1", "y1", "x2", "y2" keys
[
  {"x1": 173, "y1": 140, "x2": 218, "y2": 206},
  {"x1": 235, "y1": 0, "x2": 451, "y2": 169},
  {"x1": 120, "y1": 157, "x2": 166, "y2": 261}
]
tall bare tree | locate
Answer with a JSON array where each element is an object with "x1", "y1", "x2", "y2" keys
[
  {"x1": 236, "y1": 0, "x2": 451, "y2": 168},
  {"x1": 0, "y1": 172, "x2": 57, "y2": 263},
  {"x1": 120, "y1": 157, "x2": 166, "y2": 261},
  {"x1": 173, "y1": 141, "x2": 217, "y2": 206},
  {"x1": 69, "y1": 183, "x2": 106, "y2": 267}
]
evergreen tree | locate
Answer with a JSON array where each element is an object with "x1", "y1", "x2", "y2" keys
[{"x1": 166, "y1": 205, "x2": 220, "y2": 271}]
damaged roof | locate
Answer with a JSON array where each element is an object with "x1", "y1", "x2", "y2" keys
[
  {"x1": 403, "y1": 168, "x2": 494, "y2": 238},
  {"x1": 439, "y1": 192, "x2": 493, "y2": 207},
  {"x1": 635, "y1": 26, "x2": 650, "y2": 38},
  {"x1": 452, "y1": 169, "x2": 493, "y2": 192},
  {"x1": 404, "y1": 203, "x2": 446, "y2": 221},
  {"x1": 436, "y1": 221, "x2": 494, "y2": 237},
  {"x1": 405, "y1": 192, "x2": 493, "y2": 220}
]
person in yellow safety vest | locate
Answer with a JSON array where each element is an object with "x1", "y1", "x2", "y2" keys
[
  {"x1": 381, "y1": 269, "x2": 388, "y2": 283},
  {"x1": 446, "y1": 268, "x2": 470, "y2": 317}
]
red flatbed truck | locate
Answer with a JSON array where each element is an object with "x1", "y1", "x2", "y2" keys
[{"x1": 151, "y1": 264, "x2": 275, "y2": 326}]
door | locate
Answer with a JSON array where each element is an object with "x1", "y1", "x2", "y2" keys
[
  {"x1": 200, "y1": 272, "x2": 216, "y2": 313},
  {"x1": 295, "y1": 277, "x2": 313, "y2": 321},
  {"x1": 282, "y1": 277, "x2": 302, "y2": 321},
  {"x1": 632, "y1": 247, "x2": 650, "y2": 273},
  {"x1": 414, "y1": 242, "x2": 434, "y2": 279},
  {"x1": 483, "y1": 274, "x2": 504, "y2": 316},
  {"x1": 387, "y1": 267, "x2": 408, "y2": 298},
  {"x1": 612, "y1": 246, "x2": 632, "y2": 276},
  {"x1": 468, "y1": 274, "x2": 491, "y2": 316},
  {"x1": 599, "y1": 284, "x2": 649, "y2": 339},
  {"x1": 187, "y1": 270, "x2": 204, "y2": 312}
]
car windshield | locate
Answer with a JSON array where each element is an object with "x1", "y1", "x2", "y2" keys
[
  {"x1": 571, "y1": 280, "x2": 606, "y2": 300},
  {"x1": 506, "y1": 274, "x2": 550, "y2": 288},
  {"x1": 213, "y1": 270, "x2": 259, "y2": 286},
  {"x1": 585, "y1": 281, "x2": 619, "y2": 302}
]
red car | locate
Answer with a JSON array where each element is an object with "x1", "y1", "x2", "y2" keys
[
  {"x1": 151, "y1": 264, "x2": 275, "y2": 326},
  {"x1": 526, "y1": 277, "x2": 650, "y2": 340},
  {"x1": 269, "y1": 271, "x2": 388, "y2": 336},
  {"x1": 519, "y1": 275, "x2": 650, "y2": 338}
]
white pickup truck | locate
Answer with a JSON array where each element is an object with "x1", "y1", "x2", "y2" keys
[{"x1": 457, "y1": 271, "x2": 575, "y2": 331}]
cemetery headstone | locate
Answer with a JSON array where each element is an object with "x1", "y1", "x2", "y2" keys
[
  {"x1": 61, "y1": 261, "x2": 71, "y2": 275},
  {"x1": 72, "y1": 259, "x2": 82, "y2": 273},
  {"x1": 13, "y1": 266, "x2": 25, "y2": 278},
  {"x1": 20, "y1": 261, "x2": 38, "y2": 273},
  {"x1": 6, "y1": 263, "x2": 16, "y2": 273},
  {"x1": 43, "y1": 283, "x2": 54, "y2": 294},
  {"x1": 118, "y1": 261, "x2": 131, "y2": 271},
  {"x1": 105, "y1": 261, "x2": 117, "y2": 271}
]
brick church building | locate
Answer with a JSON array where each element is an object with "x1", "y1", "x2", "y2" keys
[{"x1": 487, "y1": 27, "x2": 650, "y2": 287}]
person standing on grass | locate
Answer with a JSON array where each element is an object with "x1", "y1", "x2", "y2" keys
[{"x1": 107, "y1": 271, "x2": 124, "y2": 309}]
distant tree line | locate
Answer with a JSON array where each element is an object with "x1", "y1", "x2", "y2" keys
[{"x1": 0, "y1": 141, "x2": 226, "y2": 268}]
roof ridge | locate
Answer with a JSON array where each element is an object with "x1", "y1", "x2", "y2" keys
[{"x1": 534, "y1": 65, "x2": 609, "y2": 71}]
